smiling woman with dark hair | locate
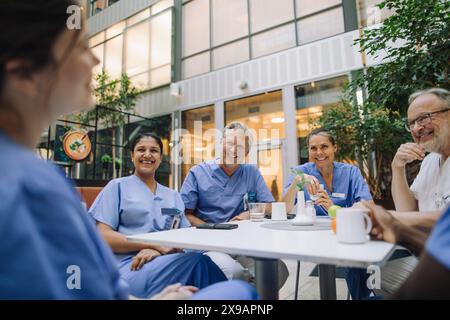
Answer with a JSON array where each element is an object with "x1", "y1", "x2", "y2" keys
[{"x1": 89, "y1": 133, "x2": 230, "y2": 298}]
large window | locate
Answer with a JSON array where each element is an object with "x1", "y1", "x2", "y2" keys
[
  {"x1": 182, "y1": 0, "x2": 210, "y2": 57},
  {"x1": 150, "y1": 11, "x2": 172, "y2": 87},
  {"x1": 182, "y1": 0, "x2": 345, "y2": 79},
  {"x1": 297, "y1": 7, "x2": 344, "y2": 44},
  {"x1": 104, "y1": 35, "x2": 123, "y2": 79},
  {"x1": 295, "y1": 75, "x2": 348, "y2": 163},
  {"x1": 295, "y1": 0, "x2": 341, "y2": 17},
  {"x1": 251, "y1": 24, "x2": 296, "y2": 58},
  {"x1": 249, "y1": 0, "x2": 294, "y2": 33},
  {"x1": 126, "y1": 21, "x2": 150, "y2": 80},
  {"x1": 225, "y1": 91, "x2": 285, "y2": 142},
  {"x1": 212, "y1": 39, "x2": 249, "y2": 70},
  {"x1": 225, "y1": 91, "x2": 285, "y2": 201},
  {"x1": 90, "y1": 0, "x2": 121, "y2": 16},
  {"x1": 91, "y1": 44, "x2": 104, "y2": 76},
  {"x1": 212, "y1": 0, "x2": 249, "y2": 46},
  {"x1": 181, "y1": 106, "x2": 216, "y2": 180},
  {"x1": 90, "y1": 0, "x2": 107, "y2": 16},
  {"x1": 182, "y1": 52, "x2": 210, "y2": 81},
  {"x1": 89, "y1": 1, "x2": 173, "y2": 90},
  {"x1": 44, "y1": 109, "x2": 172, "y2": 186}
]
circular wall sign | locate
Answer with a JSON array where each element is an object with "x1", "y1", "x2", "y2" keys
[{"x1": 63, "y1": 130, "x2": 91, "y2": 161}]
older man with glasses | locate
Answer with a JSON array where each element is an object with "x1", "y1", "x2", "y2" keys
[
  {"x1": 393, "y1": 88, "x2": 450, "y2": 213},
  {"x1": 370, "y1": 88, "x2": 450, "y2": 297}
]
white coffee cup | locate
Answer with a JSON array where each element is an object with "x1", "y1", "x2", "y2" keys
[
  {"x1": 271, "y1": 202, "x2": 287, "y2": 221},
  {"x1": 336, "y1": 208, "x2": 372, "y2": 244}
]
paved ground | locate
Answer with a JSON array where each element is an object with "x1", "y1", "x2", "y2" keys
[{"x1": 278, "y1": 259, "x2": 349, "y2": 300}]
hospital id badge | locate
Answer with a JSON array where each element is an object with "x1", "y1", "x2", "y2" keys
[
  {"x1": 243, "y1": 193, "x2": 249, "y2": 211},
  {"x1": 161, "y1": 208, "x2": 182, "y2": 229},
  {"x1": 332, "y1": 192, "x2": 346, "y2": 198},
  {"x1": 170, "y1": 216, "x2": 181, "y2": 229}
]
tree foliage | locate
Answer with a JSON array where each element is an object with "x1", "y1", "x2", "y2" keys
[
  {"x1": 77, "y1": 70, "x2": 140, "y2": 128},
  {"x1": 352, "y1": 0, "x2": 449, "y2": 114},
  {"x1": 315, "y1": 97, "x2": 410, "y2": 198},
  {"x1": 316, "y1": 0, "x2": 449, "y2": 198},
  {"x1": 77, "y1": 70, "x2": 140, "y2": 178}
]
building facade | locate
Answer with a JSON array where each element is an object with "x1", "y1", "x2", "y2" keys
[{"x1": 84, "y1": 0, "x2": 391, "y2": 198}]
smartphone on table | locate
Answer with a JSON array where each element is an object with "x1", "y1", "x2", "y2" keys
[{"x1": 196, "y1": 223, "x2": 238, "y2": 230}]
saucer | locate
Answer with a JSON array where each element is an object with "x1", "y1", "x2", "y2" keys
[
  {"x1": 292, "y1": 215, "x2": 315, "y2": 226},
  {"x1": 292, "y1": 220, "x2": 314, "y2": 226}
]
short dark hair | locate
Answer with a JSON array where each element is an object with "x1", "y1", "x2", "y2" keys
[
  {"x1": 130, "y1": 133, "x2": 163, "y2": 155},
  {"x1": 0, "y1": 0, "x2": 81, "y2": 93},
  {"x1": 307, "y1": 128, "x2": 336, "y2": 146}
]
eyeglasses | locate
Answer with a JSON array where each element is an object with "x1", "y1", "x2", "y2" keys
[{"x1": 405, "y1": 109, "x2": 450, "y2": 132}]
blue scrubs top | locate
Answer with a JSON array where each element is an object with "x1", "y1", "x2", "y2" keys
[
  {"x1": 426, "y1": 206, "x2": 450, "y2": 270},
  {"x1": 89, "y1": 175, "x2": 232, "y2": 299},
  {"x1": 180, "y1": 160, "x2": 275, "y2": 223},
  {"x1": 89, "y1": 175, "x2": 190, "y2": 259},
  {"x1": 0, "y1": 131, "x2": 128, "y2": 299},
  {"x1": 283, "y1": 162, "x2": 372, "y2": 216}
]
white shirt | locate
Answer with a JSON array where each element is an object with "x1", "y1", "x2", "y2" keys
[{"x1": 410, "y1": 153, "x2": 450, "y2": 211}]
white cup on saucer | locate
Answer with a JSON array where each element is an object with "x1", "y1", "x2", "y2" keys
[
  {"x1": 271, "y1": 202, "x2": 287, "y2": 221},
  {"x1": 336, "y1": 208, "x2": 372, "y2": 244}
]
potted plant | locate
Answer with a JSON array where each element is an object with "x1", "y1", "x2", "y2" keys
[
  {"x1": 291, "y1": 169, "x2": 308, "y2": 216},
  {"x1": 114, "y1": 158, "x2": 122, "y2": 178},
  {"x1": 101, "y1": 154, "x2": 112, "y2": 179}
]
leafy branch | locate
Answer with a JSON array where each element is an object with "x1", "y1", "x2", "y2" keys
[
  {"x1": 351, "y1": 0, "x2": 449, "y2": 114},
  {"x1": 291, "y1": 168, "x2": 308, "y2": 191}
]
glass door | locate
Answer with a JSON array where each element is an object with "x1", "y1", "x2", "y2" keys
[
  {"x1": 256, "y1": 139, "x2": 287, "y2": 201},
  {"x1": 225, "y1": 90, "x2": 287, "y2": 200}
]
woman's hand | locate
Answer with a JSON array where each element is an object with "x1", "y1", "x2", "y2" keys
[
  {"x1": 230, "y1": 211, "x2": 250, "y2": 221},
  {"x1": 293, "y1": 174, "x2": 320, "y2": 194},
  {"x1": 155, "y1": 246, "x2": 181, "y2": 255},
  {"x1": 314, "y1": 190, "x2": 333, "y2": 210},
  {"x1": 131, "y1": 248, "x2": 161, "y2": 271}
]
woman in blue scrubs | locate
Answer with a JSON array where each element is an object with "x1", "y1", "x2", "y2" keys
[
  {"x1": 283, "y1": 128, "x2": 373, "y2": 216},
  {"x1": 90, "y1": 133, "x2": 230, "y2": 298},
  {"x1": 0, "y1": 0, "x2": 256, "y2": 300},
  {"x1": 282, "y1": 128, "x2": 374, "y2": 299}
]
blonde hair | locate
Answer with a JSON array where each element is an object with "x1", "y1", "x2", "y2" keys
[{"x1": 223, "y1": 121, "x2": 254, "y2": 147}]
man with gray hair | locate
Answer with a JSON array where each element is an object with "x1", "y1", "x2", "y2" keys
[
  {"x1": 373, "y1": 88, "x2": 450, "y2": 296},
  {"x1": 180, "y1": 121, "x2": 289, "y2": 287},
  {"x1": 181, "y1": 121, "x2": 272, "y2": 225},
  {"x1": 392, "y1": 88, "x2": 450, "y2": 213}
]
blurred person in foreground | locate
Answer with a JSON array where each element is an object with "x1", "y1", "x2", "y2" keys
[
  {"x1": 364, "y1": 202, "x2": 450, "y2": 299},
  {"x1": 0, "y1": 0, "x2": 256, "y2": 300}
]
